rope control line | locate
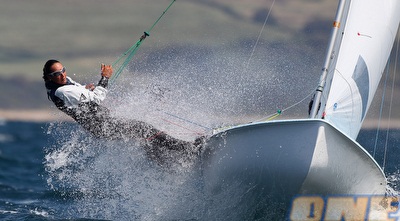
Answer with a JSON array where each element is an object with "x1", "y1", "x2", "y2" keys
[{"x1": 109, "y1": 0, "x2": 176, "y2": 85}]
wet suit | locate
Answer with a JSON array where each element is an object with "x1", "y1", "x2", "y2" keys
[{"x1": 45, "y1": 76, "x2": 203, "y2": 165}]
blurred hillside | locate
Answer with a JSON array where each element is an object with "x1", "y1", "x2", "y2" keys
[{"x1": 1, "y1": 0, "x2": 399, "y2": 121}]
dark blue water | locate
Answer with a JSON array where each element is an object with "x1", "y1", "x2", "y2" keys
[
  {"x1": 0, "y1": 121, "x2": 54, "y2": 220},
  {"x1": 0, "y1": 120, "x2": 400, "y2": 220},
  {"x1": 0, "y1": 121, "x2": 118, "y2": 220}
]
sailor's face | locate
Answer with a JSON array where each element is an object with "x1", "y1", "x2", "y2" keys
[{"x1": 49, "y1": 62, "x2": 67, "y2": 85}]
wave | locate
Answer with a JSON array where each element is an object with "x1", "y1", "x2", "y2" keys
[{"x1": 44, "y1": 121, "x2": 206, "y2": 220}]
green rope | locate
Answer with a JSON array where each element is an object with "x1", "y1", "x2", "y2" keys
[{"x1": 109, "y1": 0, "x2": 176, "y2": 85}]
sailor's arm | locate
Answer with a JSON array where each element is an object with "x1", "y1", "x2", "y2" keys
[
  {"x1": 88, "y1": 63, "x2": 112, "y2": 105},
  {"x1": 55, "y1": 64, "x2": 113, "y2": 108},
  {"x1": 97, "y1": 63, "x2": 112, "y2": 88}
]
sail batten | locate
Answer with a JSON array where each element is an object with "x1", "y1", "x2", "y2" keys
[{"x1": 322, "y1": 0, "x2": 400, "y2": 139}]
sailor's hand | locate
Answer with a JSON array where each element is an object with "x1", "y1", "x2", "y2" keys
[
  {"x1": 85, "y1": 83, "x2": 95, "y2": 91},
  {"x1": 101, "y1": 63, "x2": 113, "y2": 78}
]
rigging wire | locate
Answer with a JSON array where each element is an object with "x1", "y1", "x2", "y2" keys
[
  {"x1": 254, "y1": 87, "x2": 316, "y2": 122},
  {"x1": 242, "y1": 0, "x2": 316, "y2": 122},
  {"x1": 159, "y1": 0, "x2": 280, "y2": 133},
  {"x1": 244, "y1": 0, "x2": 276, "y2": 70},
  {"x1": 382, "y1": 32, "x2": 400, "y2": 171},
  {"x1": 242, "y1": 0, "x2": 296, "y2": 123},
  {"x1": 211, "y1": 0, "x2": 316, "y2": 130},
  {"x1": 160, "y1": 110, "x2": 212, "y2": 130},
  {"x1": 109, "y1": 0, "x2": 176, "y2": 86},
  {"x1": 210, "y1": 89, "x2": 316, "y2": 135},
  {"x1": 210, "y1": 87, "x2": 317, "y2": 135},
  {"x1": 373, "y1": 58, "x2": 390, "y2": 158}
]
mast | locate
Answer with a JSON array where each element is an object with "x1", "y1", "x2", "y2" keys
[{"x1": 309, "y1": 0, "x2": 350, "y2": 118}]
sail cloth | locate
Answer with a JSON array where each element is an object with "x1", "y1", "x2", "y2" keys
[{"x1": 323, "y1": 0, "x2": 400, "y2": 139}]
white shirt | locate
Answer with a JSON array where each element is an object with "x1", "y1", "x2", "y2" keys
[{"x1": 54, "y1": 77, "x2": 107, "y2": 109}]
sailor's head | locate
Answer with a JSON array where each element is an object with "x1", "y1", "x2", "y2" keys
[{"x1": 43, "y1": 59, "x2": 67, "y2": 85}]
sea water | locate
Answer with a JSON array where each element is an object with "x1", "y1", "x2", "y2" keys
[{"x1": 1, "y1": 120, "x2": 400, "y2": 220}]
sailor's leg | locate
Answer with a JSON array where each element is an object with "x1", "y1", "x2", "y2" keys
[{"x1": 119, "y1": 120, "x2": 192, "y2": 151}]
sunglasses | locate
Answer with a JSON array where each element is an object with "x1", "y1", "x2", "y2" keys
[{"x1": 48, "y1": 67, "x2": 66, "y2": 77}]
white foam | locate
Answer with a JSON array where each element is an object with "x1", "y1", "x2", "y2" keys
[
  {"x1": 0, "y1": 209, "x2": 18, "y2": 214},
  {"x1": 30, "y1": 208, "x2": 50, "y2": 218}
]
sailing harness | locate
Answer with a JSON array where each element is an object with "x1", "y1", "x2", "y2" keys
[{"x1": 46, "y1": 78, "x2": 74, "y2": 111}]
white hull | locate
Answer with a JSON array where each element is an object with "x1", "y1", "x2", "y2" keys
[{"x1": 200, "y1": 119, "x2": 386, "y2": 218}]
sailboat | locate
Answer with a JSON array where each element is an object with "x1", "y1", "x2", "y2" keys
[{"x1": 199, "y1": 0, "x2": 400, "y2": 218}]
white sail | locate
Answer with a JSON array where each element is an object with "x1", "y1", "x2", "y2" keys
[{"x1": 323, "y1": 0, "x2": 400, "y2": 139}]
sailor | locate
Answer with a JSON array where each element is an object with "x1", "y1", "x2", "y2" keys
[{"x1": 43, "y1": 59, "x2": 203, "y2": 164}]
